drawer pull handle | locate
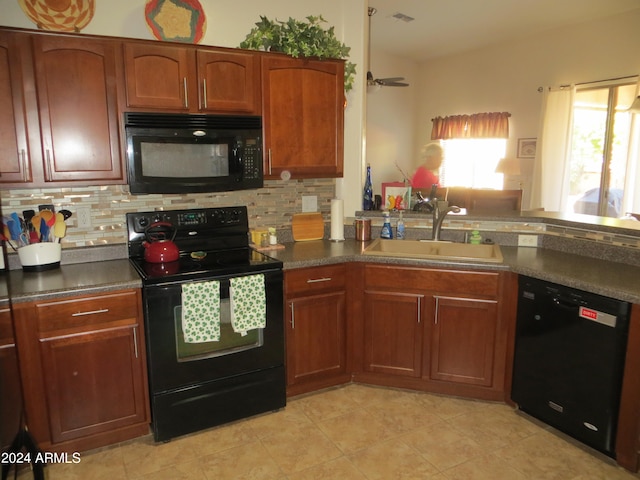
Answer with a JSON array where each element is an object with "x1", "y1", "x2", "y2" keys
[
  {"x1": 71, "y1": 308, "x2": 109, "y2": 317},
  {"x1": 306, "y1": 277, "x2": 332, "y2": 283}
]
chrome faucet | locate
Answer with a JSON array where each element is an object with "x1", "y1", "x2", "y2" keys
[{"x1": 431, "y1": 201, "x2": 461, "y2": 241}]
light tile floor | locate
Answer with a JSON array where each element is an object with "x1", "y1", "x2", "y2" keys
[{"x1": 23, "y1": 384, "x2": 640, "y2": 479}]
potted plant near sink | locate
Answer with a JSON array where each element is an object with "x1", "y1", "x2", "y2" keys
[{"x1": 239, "y1": 14, "x2": 356, "y2": 92}]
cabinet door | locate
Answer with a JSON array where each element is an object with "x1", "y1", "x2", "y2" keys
[
  {"x1": 39, "y1": 324, "x2": 146, "y2": 443},
  {"x1": 262, "y1": 56, "x2": 344, "y2": 178},
  {"x1": 286, "y1": 291, "x2": 346, "y2": 385},
  {"x1": 428, "y1": 296, "x2": 498, "y2": 387},
  {"x1": 32, "y1": 35, "x2": 123, "y2": 182},
  {"x1": 0, "y1": 31, "x2": 34, "y2": 184},
  {"x1": 363, "y1": 290, "x2": 423, "y2": 377},
  {"x1": 0, "y1": 306, "x2": 23, "y2": 449},
  {"x1": 123, "y1": 42, "x2": 195, "y2": 110},
  {"x1": 197, "y1": 49, "x2": 260, "y2": 114}
]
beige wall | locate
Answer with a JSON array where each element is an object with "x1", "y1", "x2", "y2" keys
[
  {"x1": 414, "y1": 8, "x2": 640, "y2": 209},
  {"x1": 365, "y1": 50, "x2": 419, "y2": 190},
  {"x1": 0, "y1": 0, "x2": 368, "y2": 243}
]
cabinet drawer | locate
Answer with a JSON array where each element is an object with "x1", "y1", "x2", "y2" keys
[
  {"x1": 35, "y1": 290, "x2": 139, "y2": 333},
  {"x1": 364, "y1": 265, "x2": 500, "y2": 297},
  {"x1": 285, "y1": 264, "x2": 346, "y2": 296},
  {"x1": 0, "y1": 306, "x2": 13, "y2": 346}
]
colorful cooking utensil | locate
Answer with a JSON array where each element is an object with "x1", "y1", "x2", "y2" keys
[
  {"x1": 39, "y1": 217, "x2": 49, "y2": 242},
  {"x1": 40, "y1": 209, "x2": 55, "y2": 227},
  {"x1": 53, "y1": 212, "x2": 66, "y2": 241},
  {"x1": 31, "y1": 214, "x2": 41, "y2": 239}
]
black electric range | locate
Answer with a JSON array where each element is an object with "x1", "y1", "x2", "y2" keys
[{"x1": 126, "y1": 206, "x2": 281, "y2": 284}]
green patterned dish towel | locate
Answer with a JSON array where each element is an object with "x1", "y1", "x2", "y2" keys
[
  {"x1": 230, "y1": 274, "x2": 266, "y2": 336},
  {"x1": 181, "y1": 280, "x2": 221, "y2": 343}
]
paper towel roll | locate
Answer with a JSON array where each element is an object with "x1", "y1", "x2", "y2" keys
[{"x1": 330, "y1": 198, "x2": 345, "y2": 241}]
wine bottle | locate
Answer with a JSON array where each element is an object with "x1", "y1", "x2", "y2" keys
[{"x1": 363, "y1": 164, "x2": 373, "y2": 210}]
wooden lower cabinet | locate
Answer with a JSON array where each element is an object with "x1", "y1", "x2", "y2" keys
[
  {"x1": 429, "y1": 295, "x2": 498, "y2": 387},
  {"x1": 354, "y1": 264, "x2": 511, "y2": 401},
  {"x1": 11, "y1": 289, "x2": 150, "y2": 452},
  {"x1": 285, "y1": 264, "x2": 350, "y2": 396},
  {"x1": 0, "y1": 304, "x2": 22, "y2": 449},
  {"x1": 363, "y1": 290, "x2": 424, "y2": 377}
]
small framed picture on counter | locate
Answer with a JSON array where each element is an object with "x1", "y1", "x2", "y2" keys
[
  {"x1": 381, "y1": 182, "x2": 411, "y2": 210},
  {"x1": 517, "y1": 138, "x2": 537, "y2": 158}
]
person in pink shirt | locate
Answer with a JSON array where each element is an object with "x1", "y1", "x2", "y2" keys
[{"x1": 410, "y1": 142, "x2": 443, "y2": 194}]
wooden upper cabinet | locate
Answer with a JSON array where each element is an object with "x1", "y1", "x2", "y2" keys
[
  {"x1": 31, "y1": 35, "x2": 123, "y2": 184},
  {"x1": 123, "y1": 43, "x2": 194, "y2": 110},
  {"x1": 261, "y1": 55, "x2": 344, "y2": 179},
  {"x1": 197, "y1": 49, "x2": 260, "y2": 114},
  {"x1": 0, "y1": 31, "x2": 36, "y2": 184},
  {"x1": 123, "y1": 42, "x2": 260, "y2": 114}
]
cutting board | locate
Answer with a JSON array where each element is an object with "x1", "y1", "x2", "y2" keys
[{"x1": 292, "y1": 213, "x2": 324, "y2": 241}]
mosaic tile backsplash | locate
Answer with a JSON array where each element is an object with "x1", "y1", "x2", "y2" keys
[{"x1": 1, "y1": 179, "x2": 335, "y2": 248}]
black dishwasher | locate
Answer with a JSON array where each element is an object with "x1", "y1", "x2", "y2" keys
[{"x1": 511, "y1": 276, "x2": 630, "y2": 457}]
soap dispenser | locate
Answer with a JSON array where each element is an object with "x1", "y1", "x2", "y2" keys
[
  {"x1": 380, "y1": 211, "x2": 393, "y2": 239},
  {"x1": 396, "y1": 211, "x2": 405, "y2": 240}
]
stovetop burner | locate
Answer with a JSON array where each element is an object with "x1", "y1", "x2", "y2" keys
[
  {"x1": 130, "y1": 247, "x2": 281, "y2": 283},
  {"x1": 126, "y1": 207, "x2": 282, "y2": 284}
]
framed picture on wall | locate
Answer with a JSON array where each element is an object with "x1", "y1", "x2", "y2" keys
[
  {"x1": 381, "y1": 182, "x2": 411, "y2": 210},
  {"x1": 517, "y1": 138, "x2": 537, "y2": 158}
]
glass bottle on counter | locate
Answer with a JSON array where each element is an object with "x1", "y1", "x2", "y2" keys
[{"x1": 363, "y1": 164, "x2": 373, "y2": 210}]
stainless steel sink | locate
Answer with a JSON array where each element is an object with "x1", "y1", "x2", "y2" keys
[{"x1": 362, "y1": 238, "x2": 503, "y2": 263}]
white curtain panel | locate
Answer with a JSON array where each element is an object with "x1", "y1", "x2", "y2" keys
[
  {"x1": 530, "y1": 86, "x2": 575, "y2": 211},
  {"x1": 624, "y1": 79, "x2": 640, "y2": 215}
]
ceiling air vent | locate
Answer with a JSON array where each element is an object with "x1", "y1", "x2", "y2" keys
[{"x1": 392, "y1": 12, "x2": 414, "y2": 22}]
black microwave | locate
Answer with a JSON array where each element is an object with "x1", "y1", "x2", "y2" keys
[{"x1": 124, "y1": 113, "x2": 263, "y2": 194}]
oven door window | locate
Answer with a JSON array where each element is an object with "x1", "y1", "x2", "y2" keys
[{"x1": 174, "y1": 297, "x2": 263, "y2": 362}]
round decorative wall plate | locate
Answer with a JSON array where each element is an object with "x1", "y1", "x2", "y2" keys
[
  {"x1": 18, "y1": 0, "x2": 95, "y2": 32},
  {"x1": 145, "y1": 0, "x2": 207, "y2": 44}
]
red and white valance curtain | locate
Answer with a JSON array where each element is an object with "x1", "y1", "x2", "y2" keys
[{"x1": 431, "y1": 112, "x2": 511, "y2": 139}]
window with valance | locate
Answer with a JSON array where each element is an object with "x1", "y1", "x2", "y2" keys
[{"x1": 431, "y1": 112, "x2": 511, "y2": 140}]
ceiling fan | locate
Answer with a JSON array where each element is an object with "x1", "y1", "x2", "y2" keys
[{"x1": 367, "y1": 7, "x2": 409, "y2": 88}]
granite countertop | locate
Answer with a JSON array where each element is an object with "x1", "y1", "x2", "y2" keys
[
  {"x1": 6, "y1": 258, "x2": 142, "y2": 304},
  {"x1": 264, "y1": 239, "x2": 640, "y2": 304},
  {"x1": 3, "y1": 239, "x2": 640, "y2": 305}
]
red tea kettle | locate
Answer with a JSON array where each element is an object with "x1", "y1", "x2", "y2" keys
[{"x1": 142, "y1": 222, "x2": 180, "y2": 263}]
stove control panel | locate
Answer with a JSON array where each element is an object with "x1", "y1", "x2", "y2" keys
[{"x1": 126, "y1": 207, "x2": 249, "y2": 237}]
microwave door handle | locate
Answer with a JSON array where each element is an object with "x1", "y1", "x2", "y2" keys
[{"x1": 235, "y1": 146, "x2": 244, "y2": 181}]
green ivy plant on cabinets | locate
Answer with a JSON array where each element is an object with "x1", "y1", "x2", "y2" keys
[{"x1": 239, "y1": 14, "x2": 357, "y2": 92}]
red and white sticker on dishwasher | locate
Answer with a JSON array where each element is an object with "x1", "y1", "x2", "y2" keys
[{"x1": 579, "y1": 306, "x2": 617, "y2": 328}]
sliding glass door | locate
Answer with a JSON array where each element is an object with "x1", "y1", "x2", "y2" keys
[{"x1": 569, "y1": 83, "x2": 640, "y2": 217}]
